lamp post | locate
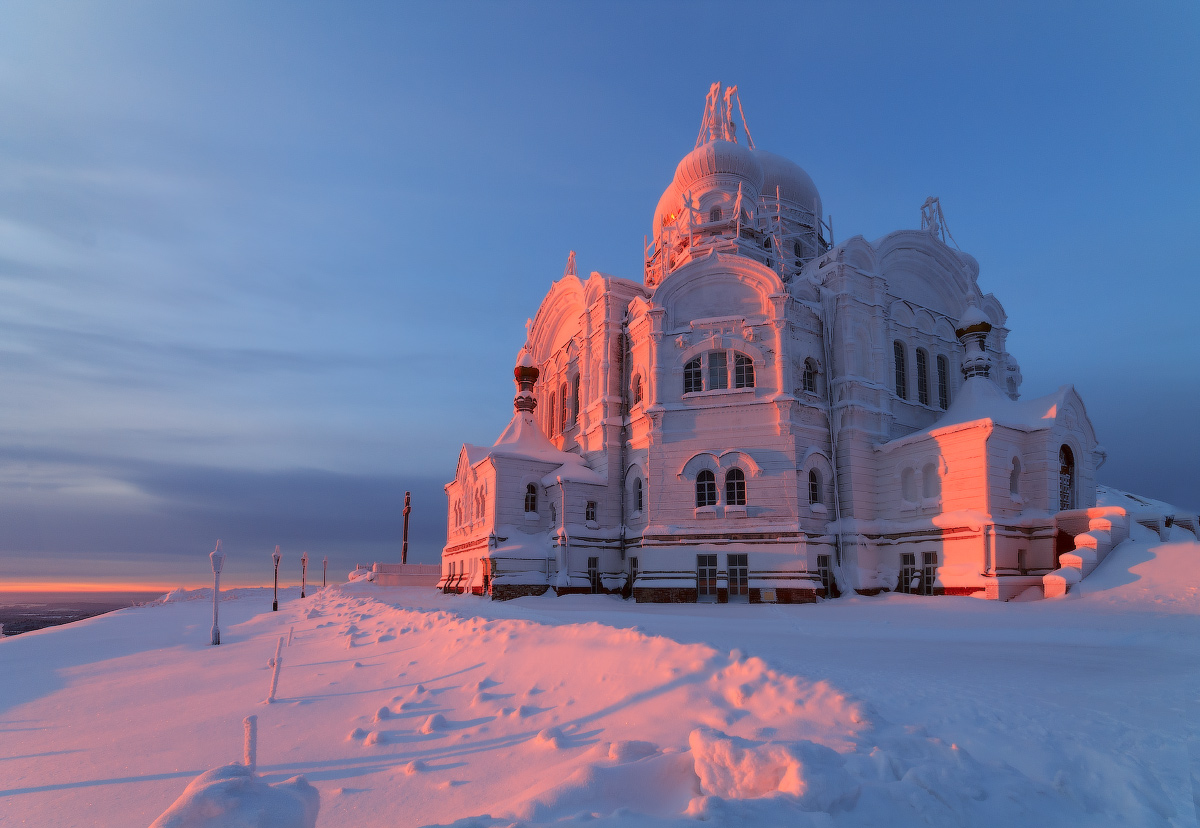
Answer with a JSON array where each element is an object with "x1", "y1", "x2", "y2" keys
[
  {"x1": 301, "y1": 551, "x2": 308, "y2": 598},
  {"x1": 272, "y1": 545, "x2": 281, "y2": 612},
  {"x1": 322, "y1": 556, "x2": 328, "y2": 588},
  {"x1": 210, "y1": 540, "x2": 225, "y2": 645}
]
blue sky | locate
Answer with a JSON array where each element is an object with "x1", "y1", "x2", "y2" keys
[{"x1": 1, "y1": 2, "x2": 1197, "y2": 588}]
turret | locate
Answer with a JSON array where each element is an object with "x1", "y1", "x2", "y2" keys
[
  {"x1": 514, "y1": 349, "x2": 539, "y2": 413},
  {"x1": 955, "y1": 305, "x2": 993, "y2": 380}
]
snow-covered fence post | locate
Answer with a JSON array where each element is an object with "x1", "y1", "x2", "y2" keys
[
  {"x1": 322, "y1": 556, "x2": 327, "y2": 588},
  {"x1": 301, "y1": 551, "x2": 308, "y2": 598},
  {"x1": 209, "y1": 541, "x2": 225, "y2": 646},
  {"x1": 266, "y1": 636, "x2": 284, "y2": 703},
  {"x1": 243, "y1": 715, "x2": 258, "y2": 772},
  {"x1": 287, "y1": 626, "x2": 294, "y2": 647}
]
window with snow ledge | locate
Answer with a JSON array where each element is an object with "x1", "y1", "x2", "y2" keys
[
  {"x1": 1009, "y1": 457, "x2": 1023, "y2": 504},
  {"x1": 901, "y1": 468, "x2": 918, "y2": 505},
  {"x1": 585, "y1": 501, "x2": 597, "y2": 527},
  {"x1": 695, "y1": 469, "x2": 717, "y2": 508},
  {"x1": 683, "y1": 350, "x2": 757, "y2": 396},
  {"x1": 921, "y1": 463, "x2": 941, "y2": 501}
]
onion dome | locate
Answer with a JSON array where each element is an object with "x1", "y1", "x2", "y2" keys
[
  {"x1": 955, "y1": 306, "x2": 993, "y2": 380},
  {"x1": 513, "y1": 349, "x2": 539, "y2": 413},
  {"x1": 653, "y1": 180, "x2": 684, "y2": 233},
  {"x1": 672, "y1": 139, "x2": 764, "y2": 196},
  {"x1": 754, "y1": 149, "x2": 821, "y2": 218},
  {"x1": 955, "y1": 305, "x2": 992, "y2": 338}
]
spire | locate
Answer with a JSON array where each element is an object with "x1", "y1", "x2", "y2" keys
[{"x1": 694, "y1": 82, "x2": 755, "y2": 149}]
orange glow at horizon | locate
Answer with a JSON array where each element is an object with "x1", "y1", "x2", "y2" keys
[{"x1": 0, "y1": 579, "x2": 295, "y2": 593}]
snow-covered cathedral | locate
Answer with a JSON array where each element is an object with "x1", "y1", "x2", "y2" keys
[{"x1": 440, "y1": 83, "x2": 1118, "y2": 603}]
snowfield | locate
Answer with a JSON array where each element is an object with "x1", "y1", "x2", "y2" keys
[{"x1": 2, "y1": 525, "x2": 1199, "y2": 826}]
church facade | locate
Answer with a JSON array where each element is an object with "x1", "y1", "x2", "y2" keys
[{"x1": 440, "y1": 83, "x2": 1113, "y2": 603}]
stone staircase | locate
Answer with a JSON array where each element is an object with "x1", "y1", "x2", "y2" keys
[{"x1": 1043, "y1": 506, "x2": 1199, "y2": 598}]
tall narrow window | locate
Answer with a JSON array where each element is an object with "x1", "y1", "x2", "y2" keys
[
  {"x1": 733, "y1": 353, "x2": 755, "y2": 388},
  {"x1": 793, "y1": 241, "x2": 803, "y2": 258},
  {"x1": 684, "y1": 357, "x2": 703, "y2": 394},
  {"x1": 585, "y1": 501, "x2": 597, "y2": 522},
  {"x1": 633, "y1": 477, "x2": 643, "y2": 513},
  {"x1": 548, "y1": 395, "x2": 556, "y2": 436},
  {"x1": 571, "y1": 375, "x2": 580, "y2": 425},
  {"x1": 808, "y1": 469, "x2": 822, "y2": 505},
  {"x1": 725, "y1": 468, "x2": 746, "y2": 506},
  {"x1": 916, "y1": 349, "x2": 930, "y2": 406},
  {"x1": 802, "y1": 359, "x2": 817, "y2": 394},
  {"x1": 559, "y1": 384, "x2": 568, "y2": 432},
  {"x1": 632, "y1": 375, "x2": 643, "y2": 405},
  {"x1": 708, "y1": 351, "x2": 728, "y2": 390},
  {"x1": 893, "y1": 341, "x2": 908, "y2": 400},
  {"x1": 709, "y1": 207, "x2": 722, "y2": 223},
  {"x1": 1059, "y1": 445, "x2": 1075, "y2": 511},
  {"x1": 524, "y1": 484, "x2": 537, "y2": 513},
  {"x1": 1009, "y1": 457, "x2": 1022, "y2": 499},
  {"x1": 696, "y1": 470, "x2": 717, "y2": 507},
  {"x1": 937, "y1": 355, "x2": 950, "y2": 409}
]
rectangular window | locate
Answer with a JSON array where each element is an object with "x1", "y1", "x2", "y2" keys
[
  {"x1": 585, "y1": 501, "x2": 597, "y2": 522},
  {"x1": 900, "y1": 552, "x2": 917, "y2": 594},
  {"x1": 571, "y1": 375, "x2": 580, "y2": 424},
  {"x1": 697, "y1": 554, "x2": 718, "y2": 601},
  {"x1": 560, "y1": 385, "x2": 568, "y2": 432},
  {"x1": 916, "y1": 349, "x2": 930, "y2": 406},
  {"x1": 684, "y1": 358, "x2": 703, "y2": 394},
  {"x1": 817, "y1": 554, "x2": 834, "y2": 597},
  {"x1": 708, "y1": 351, "x2": 728, "y2": 390},
  {"x1": 922, "y1": 551, "x2": 937, "y2": 596},
  {"x1": 728, "y1": 553, "x2": 748, "y2": 601},
  {"x1": 587, "y1": 556, "x2": 600, "y2": 593}
]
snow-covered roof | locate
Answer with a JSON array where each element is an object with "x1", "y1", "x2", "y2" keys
[
  {"x1": 462, "y1": 411, "x2": 606, "y2": 486},
  {"x1": 880, "y1": 377, "x2": 1083, "y2": 452}
]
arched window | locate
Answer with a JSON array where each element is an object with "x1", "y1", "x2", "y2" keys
[
  {"x1": 802, "y1": 359, "x2": 817, "y2": 394},
  {"x1": 585, "y1": 501, "x2": 597, "y2": 522},
  {"x1": 547, "y1": 395, "x2": 556, "y2": 436},
  {"x1": 1009, "y1": 457, "x2": 1022, "y2": 499},
  {"x1": 571, "y1": 375, "x2": 580, "y2": 425},
  {"x1": 937, "y1": 355, "x2": 950, "y2": 409},
  {"x1": 901, "y1": 468, "x2": 917, "y2": 502},
  {"x1": 733, "y1": 353, "x2": 754, "y2": 388},
  {"x1": 632, "y1": 375, "x2": 643, "y2": 405},
  {"x1": 632, "y1": 477, "x2": 643, "y2": 513},
  {"x1": 922, "y1": 463, "x2": 941, "y2": 499},
  {"x1": 559, "y1": 384, "x2": 568, "y2": 432},
  {"x1": 808, "y1": 469, "x2": 822, "y2": 505},
  {"x1": 524, "y1": 483, "x2": 538, "y2": 513},
  {"x1": 707, "y1": 351, "x2": 728, "y2": 390},
  {"x1": 684, "y1": 357, "x2": 703, "y2": 394},
  {"x1": 916, "y1": 349, "x2": 930, "y2": 406},
  {"x1": 725, "y1": 468, "x2": 746, "y2": 506},
  {"x1": 696, "y1": 469, "x2": 717, "y2": 507},
  {"x1": 709, "y1": 207, "x2": 722, "y2": 223},
  {"x1": 894, "y1": 341, "x2": 908, "y2": 400},
  {"x1": 1059, "y1": 445, "x2": 1075, "y2": 511}
]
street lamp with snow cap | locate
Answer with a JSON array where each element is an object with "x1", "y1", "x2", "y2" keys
[
  {"x1": 301, "y1": 551, "x2": 308, "y2": 598},
  {"x1": 272, "y1": 546, "x2": 281, "y2": 612},
  {"x1": 210, "y1": 540, "x2": 225, "y2": 646}
]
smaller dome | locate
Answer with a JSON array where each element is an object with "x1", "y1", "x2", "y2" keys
[
  {"x1": 754, "y1": 149, "x2": 821, "y2": 218},
  {"x1": 672, "y1": 139, "x2": 764, "y2": 195},
  {"x1": 955, "y1": 305, "x2": 992, "y2": 337}
]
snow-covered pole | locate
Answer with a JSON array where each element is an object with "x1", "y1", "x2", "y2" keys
[
  {"x1": 209, "y1": 541, "x2": 225, "y2": 645},
  {"x1": 266, "y1": 636, "x2": 283, "y2": 703},
  {"x1": 300, "y1": 551, "x2": 308, "y2": 599},
  {"x1": 243, "y1": 715, "x2": 258, "y2": 773},
  {"x1": 322, "y1": 556, "x2": 327, "y2": 588},
  {"x1": 271, "y1": 545, "x2": 281, "y2": 612},
  {"x1": 287, "y1": 626, "x2": 294, "y2": 647},
  {"x1": 402, "y1": 491, "x2": 412, "y2": 565}
]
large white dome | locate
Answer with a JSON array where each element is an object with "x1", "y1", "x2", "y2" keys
[{"x1": 754, "y1": 149, "x2": 821, "y2": 218}]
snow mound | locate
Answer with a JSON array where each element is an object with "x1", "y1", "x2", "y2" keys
[{"x1": 149, "y1": 764, "x2": 319, "y2": 828}]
